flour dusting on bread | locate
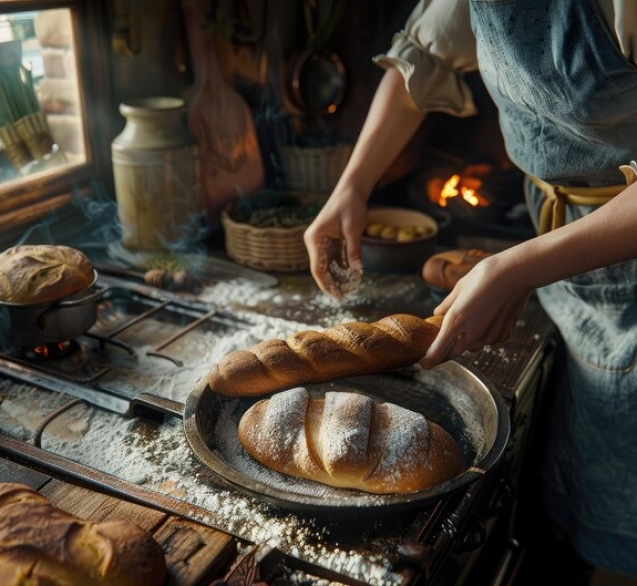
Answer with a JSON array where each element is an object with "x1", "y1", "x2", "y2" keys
[{"x1": 238, "y1": 387, "x2": 464, "y2": 494}]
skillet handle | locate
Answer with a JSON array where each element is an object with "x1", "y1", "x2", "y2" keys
[{"x1": 130, "y1": 392, "x2": 185, "y2": 421}]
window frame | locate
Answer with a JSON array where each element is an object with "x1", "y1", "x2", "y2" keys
[{"x1": 0, "y1": 0, "x2": 115, "y2": 236}]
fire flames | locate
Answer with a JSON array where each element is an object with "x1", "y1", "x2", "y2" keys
[
  {"x1": 26, "y1": 341, "x2": 73, "y2": 360},
  {"x1": 428, "y1": 164, "x2": 492, "y2": 209}
]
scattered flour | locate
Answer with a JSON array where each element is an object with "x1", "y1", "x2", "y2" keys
[{"x1": 325, "y1": 258, "x2": 363, "y2": 299}]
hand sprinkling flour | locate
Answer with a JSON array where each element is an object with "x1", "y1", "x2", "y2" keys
[
  {"x1": 327, "y1": 256, "x2": 362, "y2": 299},
  {"x1": 319, "y1": 237, "x2": 363, "y2": 300}
]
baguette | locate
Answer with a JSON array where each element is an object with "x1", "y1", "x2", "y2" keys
[
  {"x1": 0, "y1": 483, "x2": 167, "y2": 586},
  {"x1": 238, "y1": 387, "x2": 464, "y2": 494},
  {"x1": 208, "y1": 313, "x2": 443, "y2": 397}
]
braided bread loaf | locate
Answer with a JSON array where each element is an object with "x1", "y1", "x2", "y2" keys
[
  {"x1": 208, "y1": 313, "x2": 443, "y2": 397},
  {"x1": 238, "y1": 387, "x2": 464, "y2": 493},
  {"x1": 0, "y1": 483, "x2": 167, "y2": 586}
]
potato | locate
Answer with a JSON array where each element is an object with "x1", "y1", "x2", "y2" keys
[
  {"x1": 396, "y1": 226, "x2": 419, "y2": 242},
  {"x1": 365, "y1": 220, "x2": 434, "y2": 242},
  {"x1": 416, "y1": 225, "x2": 434, "y2": 237},
  {"x1": 365, "y1": 222, "x2": 385, "y2": 237},
  {"x1": 380, "y1": 225, "x2": 399, "y2": 239}
]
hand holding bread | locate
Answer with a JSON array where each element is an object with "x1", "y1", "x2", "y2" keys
[
  {"x1": 208, "y1": 313, "x2": 443, "y2": 397},
  {"x1": 238, "y1": 387, "x2": 464, "y2": 494},
  {"x1": 0, "y1": 483, "x2": 167, "y2": 586}
]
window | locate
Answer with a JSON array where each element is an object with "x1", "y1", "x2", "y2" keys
[{"x1": 0, "y1": 1, "x2": 112, "y2": 237}]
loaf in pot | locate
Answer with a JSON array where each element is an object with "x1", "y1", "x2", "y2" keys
[
  {"x1": 0, "y1": 244, "x2": 95, "y2": 304},
  {"x1": 238, "y1": 387, "x2": 464, "y2": 494},
  {"x1": 208, "y1": 314, "x2": 443, "y2": 397},
  {"x1": 0, "y1": 483, "x2": 167, "y2": 586}
]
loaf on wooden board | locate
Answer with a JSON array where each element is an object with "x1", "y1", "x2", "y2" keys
[
  {"x1": 238, "y1": 387, "x2": 464, "y2": 494},
  {"x1": 208, "y1": 314, "x2": 443, "y2": 397},
  {"x1": 0, "y1": 483, "x2": 167, "y2": 586}
]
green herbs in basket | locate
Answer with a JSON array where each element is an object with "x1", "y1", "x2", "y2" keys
[{"x1": 230, "y1": 191, "x2": 325, "y2": 228}]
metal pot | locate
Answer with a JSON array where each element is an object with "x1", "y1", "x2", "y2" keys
[
  {"x1": 361, "y1": 207, "x2": 444, "y2": 274},
  {"x1": 0, "y1": 270, "x2": 102, "y2": 346},
  {"x1": 288, "y1": 47, "x2": 347, "y2": 116},
  {"x1": 182, "y1": 361, "x2": 510, "y2": 514}
]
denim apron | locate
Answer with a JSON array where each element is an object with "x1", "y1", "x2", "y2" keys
[{"x1": 470, "y1": 0, "x2": 637, "y2": 575}]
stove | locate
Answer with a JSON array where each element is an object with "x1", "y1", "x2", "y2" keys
[{"x1": 0, "y1": 267, "x2": 556, "y2": 586}]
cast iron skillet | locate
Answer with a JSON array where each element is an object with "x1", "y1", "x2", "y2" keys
[{"x1": 183, "y1": 361, "x2": 510, "y2": 514}]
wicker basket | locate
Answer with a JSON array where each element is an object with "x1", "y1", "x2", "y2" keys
[
  {"x1": 0, "y1": 122, "x2": 31, "y2": 170},
  {"x1": 222, "y1": 190, "x2": 324, "y2": 273},
  {"x1": 280, "y1": 143, "x2": 352, "y2": 193},
  {"x1": 222, "y1": 210, "x2": 309, "y2": 272},
  {"x1": 15, "y1": 112, "x2": 54, "y2": 159}
]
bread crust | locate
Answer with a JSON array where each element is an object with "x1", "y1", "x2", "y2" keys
[
  {"x1": 209, "y1": 314, "x2": 443, "y2": 397},
  {"x1": 0, "y1": 483, "x2": 167, "y2": 586},
  {"x1": 238, "y1": 387, "x2": 464, "y2": 494},
  {"x1": 0, "y1": 245, "x2": 94, "y2": 305}
]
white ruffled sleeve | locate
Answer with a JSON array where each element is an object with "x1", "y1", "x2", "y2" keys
[{"x1": 373, "y1": 0, "x2": 479, "y2": 117}]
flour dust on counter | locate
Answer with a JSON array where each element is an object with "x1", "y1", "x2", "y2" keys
[
  {"x1": 0, "y1": 380, "x2": 89, "y2": 442},
  {"x1": 197, "y1": 269, "x2": 434, "y2": 328}
]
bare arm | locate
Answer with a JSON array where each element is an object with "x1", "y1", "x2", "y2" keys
[
  {"x1": 303, "y1": 68, "x2": 426, "y2": 298},
  {"x1": 421, "y1": 180, "x2": 637, "y2": 366}
]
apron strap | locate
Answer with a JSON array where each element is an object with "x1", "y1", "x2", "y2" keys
[{"x1": 530, "y1": 176, "x2": 626, "y2": 235}]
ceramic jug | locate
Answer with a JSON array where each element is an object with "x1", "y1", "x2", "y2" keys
[{"x1": 111, "y1": 96, "x2": 203, "y2": 251}]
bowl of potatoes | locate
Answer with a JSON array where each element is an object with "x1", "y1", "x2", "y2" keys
[{"x1": 361, "y1": 206, "x2": 439, "y2": 273}]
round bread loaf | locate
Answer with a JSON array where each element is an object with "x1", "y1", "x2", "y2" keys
[{"x1": 0, "y1": 245, "x2": 95, "y2": 304}]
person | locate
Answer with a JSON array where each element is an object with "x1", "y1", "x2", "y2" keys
[{"x1": 303, "y1": 0, "x2": 637, "y2": 581}]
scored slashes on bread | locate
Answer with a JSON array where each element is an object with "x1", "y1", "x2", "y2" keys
[
  {"x1": 0, "y1": 244, "x2": 94, "y2": 304},
  {"x1": 238, "y1": 387, "x2": 464, "y2": 494},
  {"x1": 209, "y1": 314, "x2": 443, "y2": 397},
  {"x1": 0, "y1": 483, "x2": 167, "y2": 586}
]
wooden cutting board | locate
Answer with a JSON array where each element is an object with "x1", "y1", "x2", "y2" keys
[
  {"x1": 181, "y1": 0, "x2": 265, "y2": 229},
  {"x1": 0, "y1": 458, "x2": 236, "y2": 586}
]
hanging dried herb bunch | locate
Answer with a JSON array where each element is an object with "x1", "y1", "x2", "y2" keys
[
  {"x1": 0, "y1": 61, "x2": 40, "y2": 127},
  {"x1": 0, "y1": 39, "x2": 55, "y2": 168}
]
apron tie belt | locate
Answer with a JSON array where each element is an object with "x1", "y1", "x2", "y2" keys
[{"x1": 530, "y1": 174, "x2": 632, "y2": 235}]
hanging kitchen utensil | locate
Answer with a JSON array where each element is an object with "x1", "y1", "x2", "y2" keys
[
  {"x1": 181, "y1": 0, "x2": 265, "y2": 229},
  {"x1": 287, "y1": 0, "x2": 347, "y2": 117}
]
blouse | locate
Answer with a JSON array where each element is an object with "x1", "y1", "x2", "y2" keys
[{"x1": 374, "y1": 0, "x2": 634, "y2": 117}]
